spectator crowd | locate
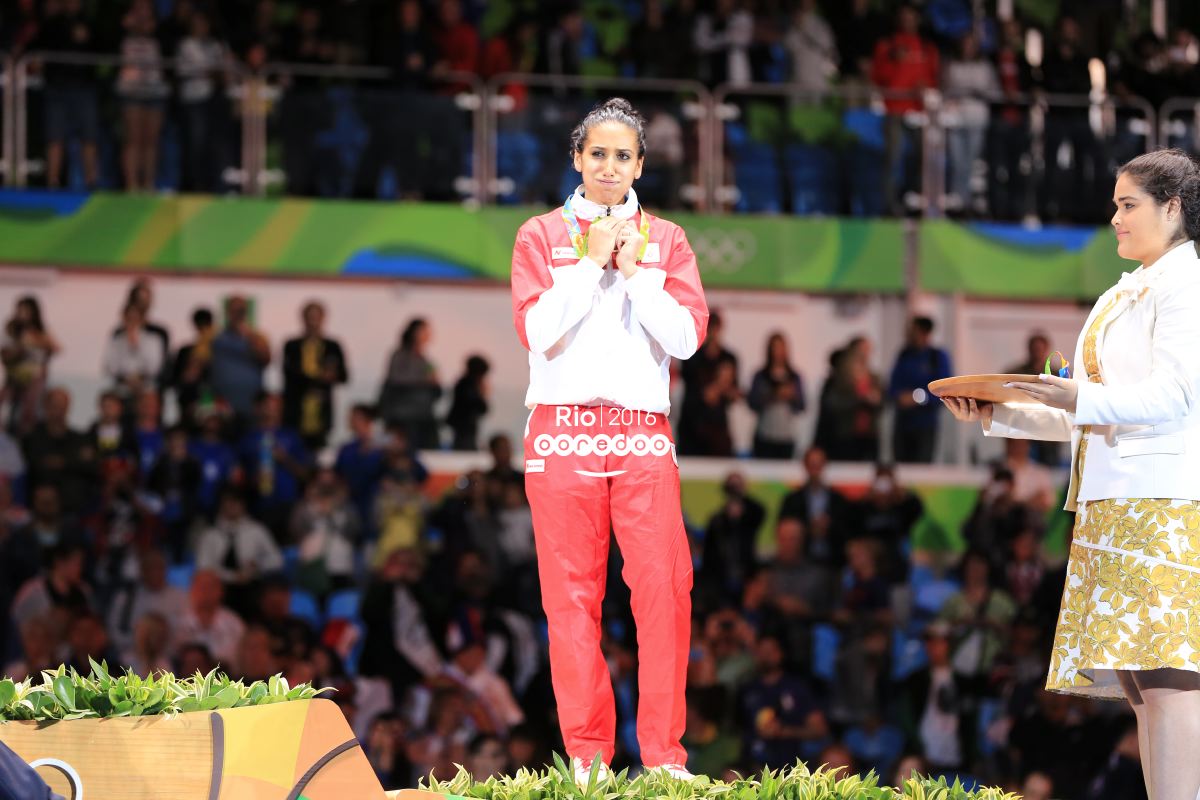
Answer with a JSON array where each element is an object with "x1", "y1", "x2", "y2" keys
[
  {"x1": 0, "y1": 275, "x2": 1143, "y2": 799},
  {"x1": 4, "y1": 0, "x2": 1200, "y2": 221},
  {"x1": 0, "y1": 1, "x2": 1175, "y2": 797}
]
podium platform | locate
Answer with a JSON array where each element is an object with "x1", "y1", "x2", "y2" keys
[{"x1": 0, "y1": 698, "x2": 388, "y2": 799}]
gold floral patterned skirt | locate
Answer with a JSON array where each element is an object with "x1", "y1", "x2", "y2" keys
[{"x1": 1046, "y1": 498, "x2": 1200, "y2": 699}]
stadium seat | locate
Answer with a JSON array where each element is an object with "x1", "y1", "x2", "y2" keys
[
  {"x1": 891, "y1": 628, "x2": 929, "y2": 680},
  {"x1": 976, "y1": 697, "x2": 1004, "y2": 756},
  {"x1": 843, "y1": 108, "x2": 886, "y2": 150},
  {"x1": 157, "y1": 118, "x2": 182, "y2": 191},
  {"x1": 557, "y1": 162, "x2": 581, "y2": 202},
  {"x1": 327, "y1": 586, "x2": 366, "y2": 676},
  {"x1": 166, "y1": 563, "x2": 195, "y2": 591},
  {"x1": 908, "y1": 563, "x2": 936, "y2": 589},
  {"x1": 494, "y1": 130, "x2": 542, "y2": 204},
  {"x1": 313, "y1": 86, "x2": 369, "y2": 198},
  {"x1": 812, "y1": 623, "x2": 840, "y2": 682},
  {"x1": 326, "y1": 589, "x2": 361, "y2": 621},
  {"x1": 344, "y1": 638, "x2": 363, "y2": 676},
  {"x1": 322, "y1": 616, "x2": 365, "y2": 677},
  {"x1": 913, "y1": 576, "x2": 962, "y2": 618},
  {"x1": 730, "y1": 149, "x2": 784, "y2": 213},
  {"x1": 782, "y1": 142, "x2": 839, "y2": 215},
  {"x1": 725, "y1": 121, "x2": 784, "y2": 214},
  {"x1": 289, "y1": 589, "x2": 323, "y2": 630},
  {"x1": 842, "y1": 108, "x2": 888, "y2": 217},
  {"x1": 282, "y1": 546, "x2": 300, "y2": 579}
]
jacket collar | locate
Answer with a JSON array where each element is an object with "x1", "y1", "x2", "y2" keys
[
  {"x1": 1117, "y1": 239, "x2": 1198, "y2": 295},
  {"x1": 1091, "y1": 239, "x2": 1197, "y2": 380},
  {"x1": 570, "y1": 185, "x2": 640, "y2": 221}
]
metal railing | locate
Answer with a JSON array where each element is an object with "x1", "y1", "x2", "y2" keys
[
  {"x1": 255, "y1": 63, "x2": 485, "y2": 201},
  {"x1": 709, "y1": 83, "x2": 1161, "y2": 221},
  {"x1": 0, "y1": 56, "x2": 1188, "y2": 217},
  {"x1": 711, "y1": 83, "x2": 932, "y2": 216},
  {"x1": 8, "y1": 53, "x2": 488, "y2": 200},
  {"x1": 994, "y1": 91, "x2": 1157, "y2": 224},
  {"x1": 12, "y1": 50, "x2": 253, "y2": 190},
  {"x1": 484, "y1": 72, "x2": 710, "y2": 210},
  {"x1": 1159, "y1": 96, "x2": 1200, "y2": 154}
]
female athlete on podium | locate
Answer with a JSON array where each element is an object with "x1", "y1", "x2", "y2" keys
[{"x1": 510, "y1": 97, "x2": 709, "y2": 783}]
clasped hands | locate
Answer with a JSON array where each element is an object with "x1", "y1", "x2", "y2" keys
[{"x1": 585, "y1": 216, "x2": 646, "y2": 280}]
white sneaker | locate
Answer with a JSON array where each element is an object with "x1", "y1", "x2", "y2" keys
[
  {"x1": 647, "y1": 763, "x2": 697, "y2": 780},
  {"x1": 572, "y1": 757, "x2": 610, "y2": 786}
]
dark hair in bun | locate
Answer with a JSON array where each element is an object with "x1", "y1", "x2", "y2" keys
[
  {"x1": 569, "y1": 97, "x2": 647, "y2": 158},
  {"x1": 1118, "y1": 148, "x2": 1200, "y2": 243}
]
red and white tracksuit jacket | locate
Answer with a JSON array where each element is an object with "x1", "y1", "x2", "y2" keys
[{"x1": 511, "y1": 187, "x2": 709, "y2": 768}]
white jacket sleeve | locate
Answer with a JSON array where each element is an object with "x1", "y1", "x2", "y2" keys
[
  {"x1": 253, "y1": 522, "x2": 284, "y2": 573},
  {"x1": 1075, "y1": 280, "x2": 1200, "y2": 426},
  {"x1": 624, "y1": 268, "x2": 700, "y2": 360},
  {"x1": 393, "y1": 588, "x2": 445, "y2": 678},
  {"x1": 983, "y1": 402, "x2": 1075, "y2": 442},
  {"x1": 522, "y1": 257, "x2": 604, "y2": 355},
  {"x1": 102, "y1": 338, "x2": 122, "y2": 381},
  {"x1": 195, "y1": 529, "x2": 233, "y2": 580}
]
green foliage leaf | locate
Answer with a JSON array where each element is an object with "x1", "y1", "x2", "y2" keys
[
  {"x1": 52, "y1": 675, "x2": 75, "y2": 711},
  {"x1": 212, "y1": 684, "x2": 242, "y2": 709},
  {"x1": 416, "y1": 756, "x2": 1020, "y2": 800},
  {"x1": 0, "y1": 665, "x2": 326, "y2": 722}
]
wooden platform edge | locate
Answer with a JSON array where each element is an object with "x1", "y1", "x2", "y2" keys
[{"x1": 0, "y1": 698, "x2": 392, "y2": 800}]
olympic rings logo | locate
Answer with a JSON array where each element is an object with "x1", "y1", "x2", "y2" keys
[
  {"x1": 688, "y1": 228, "x2": 757, "y2": 273},
  {"x1": 533, "y1": 433, "x2": 673, "y2": 458}
]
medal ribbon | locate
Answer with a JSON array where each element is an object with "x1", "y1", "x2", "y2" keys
[
  {"x1": 562, "y1": 192, "x2": 651, "y2": 263},
  {"x1": 1043, "y1": 351, "x2": 1071, "y2": 379}
]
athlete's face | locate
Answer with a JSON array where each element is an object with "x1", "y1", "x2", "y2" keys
[
  {"x1": 573, "y1": 122, "x2": 643, "y2": 207},
  {"x1": 1111, "y1": 171, "x2": 1183, "y2": 265}
]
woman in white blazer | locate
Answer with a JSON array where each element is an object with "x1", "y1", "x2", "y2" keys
[{"x1": 945, "y1": 148, "x2": 1200, "y2": 800}]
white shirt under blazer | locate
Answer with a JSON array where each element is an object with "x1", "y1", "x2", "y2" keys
[{"x1": 985, "y1": 239, "x2": 1200, "y2": 509}]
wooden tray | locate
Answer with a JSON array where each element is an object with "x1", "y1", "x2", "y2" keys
[{"x1": 928, "y1": 374, "x2": 1043, "y2": 404}]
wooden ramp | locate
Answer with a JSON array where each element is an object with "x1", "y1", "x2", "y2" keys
[{"x1": 0, "y1": 699, "x2": 388, "y2": 800}]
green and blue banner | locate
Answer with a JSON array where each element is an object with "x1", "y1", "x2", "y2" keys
[
  {"x1": 0, "y1": 189, "x2": 1133, "y2": 300},
  {"x1": 0, "y1": 190, "x2": 906, "y2": 293},
  {"x1": 919, "y1": 220, "x2": 1129, "y2": 300}
]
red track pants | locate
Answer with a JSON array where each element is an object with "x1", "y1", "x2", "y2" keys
[{"x1": 524, "y1": 403, "x2": 692, "y2": 768}]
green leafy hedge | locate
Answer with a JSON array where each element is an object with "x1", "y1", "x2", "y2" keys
[
  {"x1": 421, "y1": 755, "x2": 1021, "y2": 800},
  {"x1": 1, "y1": 665, "x2": 1018, "y2": 799},
  {"x1": 0, "y1": 660, "x2": 325, "y2": 721}
]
